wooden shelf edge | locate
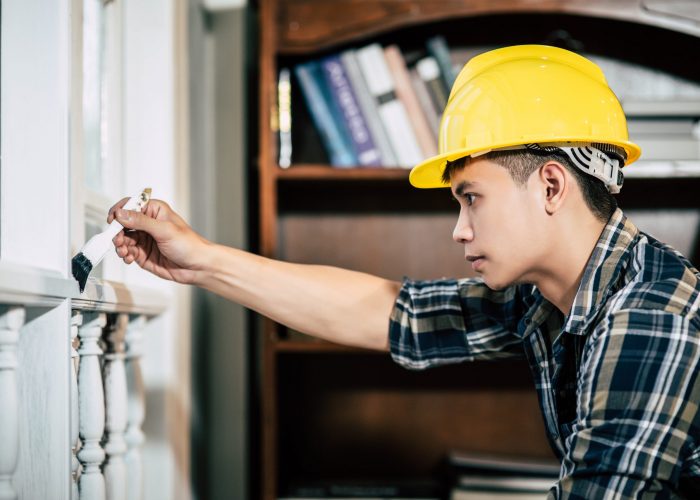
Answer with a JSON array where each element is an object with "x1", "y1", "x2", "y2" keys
[
  {"x1": 277, "y1": 0, "x2": 700, "y2": 54},
  {"x1": 276, "y1": 164, "x2": 412, "y2": 181},
  {"x1": 274, "y1": 164, "x2": 700, "y2": 182}
]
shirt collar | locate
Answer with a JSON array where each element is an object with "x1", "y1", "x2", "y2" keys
[{"x1": 562, "y1": 208, "x2": 639, "y2": 335}]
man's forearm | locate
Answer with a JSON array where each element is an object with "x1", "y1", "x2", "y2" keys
[{"x1": 193, "y1": 243, "x2": 400, "y2": 350}]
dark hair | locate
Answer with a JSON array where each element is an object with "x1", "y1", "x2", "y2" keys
[{"x1": 441, "y1": 149, "x2": 617, "y2": 222}]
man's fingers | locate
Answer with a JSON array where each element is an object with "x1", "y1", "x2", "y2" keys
[
  {"x1": 107, "y1": 197, "x2": 132, "y2": 223},
  {"x1": 112, "y1": 231, "x2": 139, "y2": 247}
]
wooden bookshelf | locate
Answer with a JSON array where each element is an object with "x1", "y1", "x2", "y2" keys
[{"x1": 255, "y1": 1, "x2": 700, "y2": 498}]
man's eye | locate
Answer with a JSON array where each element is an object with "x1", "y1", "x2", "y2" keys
[{"x1": 465, "y1": 193, "x2": 476, "y2": 206}]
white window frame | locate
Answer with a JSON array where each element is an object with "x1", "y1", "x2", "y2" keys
[{"x1": 72, "y1": 0, "x2": 126, "y2": 283}]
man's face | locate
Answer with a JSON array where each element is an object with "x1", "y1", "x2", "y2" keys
[{"x1": 450, "y1": 158, "x2": 548, "y2": 289}]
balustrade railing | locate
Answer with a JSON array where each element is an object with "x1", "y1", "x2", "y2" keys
[
  {"x1": 73, "y1": 311, "x2": 150, "y2": 500},
  {"x1": 0, "y1": 306, "x2": 25, "y2": 500},
  {"x1": 0, "y1": 267, "x2": 165, "y2": 500}
]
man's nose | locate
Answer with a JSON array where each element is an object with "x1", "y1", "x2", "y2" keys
[{"x1": 452, "y1": 213, "x2": 474, "y2": 243}]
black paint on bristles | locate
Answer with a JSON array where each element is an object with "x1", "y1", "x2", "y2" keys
[{"x1": 71, "y1": 252, "x2": 93, "y2": 293}]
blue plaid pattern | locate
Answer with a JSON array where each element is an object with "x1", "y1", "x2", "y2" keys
[{"x1": 389, "y1": 208, "x2": 700, "y2": 498}]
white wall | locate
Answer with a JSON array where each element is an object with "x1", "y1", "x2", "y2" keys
[{"x1": 1, "y1": 0, "x2": 71, "y2": 273}]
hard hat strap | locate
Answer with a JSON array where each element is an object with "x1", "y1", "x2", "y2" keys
[{"x1": 487, "y1": 143, "x2": 626, "y2": 194}]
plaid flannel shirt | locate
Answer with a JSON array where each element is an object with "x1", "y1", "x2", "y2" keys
[{"x1": 389, "y1": 208, "x2": 700, "y2": 499}]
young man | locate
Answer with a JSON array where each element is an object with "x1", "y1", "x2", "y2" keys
[{"x1": 110, "y1": 45, "x2": 700, "y2": 497}]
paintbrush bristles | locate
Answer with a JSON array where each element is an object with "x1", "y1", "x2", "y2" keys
[
  {"x1": 71, "y1": 253, "x2": 93, "y2": 293},
  {"x1": 71, "y1": 228, "x2": 114, "y2": 292}
]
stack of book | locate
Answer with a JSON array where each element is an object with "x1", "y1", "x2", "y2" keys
[
  {"x1": 279, "y1": 36, "x2": 457, "y2": 169},
  {"x1": 447, "y1": 451, "x2": 560, "y2": 500}
]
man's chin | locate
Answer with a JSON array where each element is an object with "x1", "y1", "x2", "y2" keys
[{"x1": 482, "y1": 275, "x2": 515, "y2": 291}]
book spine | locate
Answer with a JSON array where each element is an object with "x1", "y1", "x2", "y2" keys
[
  {"x1": 384, "y1": 45, "x2": 437, "y2": 158},
  {"x1": 355, "y1": 43, "x2": 424, "y2": 168},
  {"x1": 294, "y1": 61, "x2": 356, "y2": 167},
  {"x1": 277, "y1": 68, "x2": 292, "y2": 168},
  {"x1": 417, "y1": 56, "x2": 449, "y2": 117},
  {"x1": 340, "y1": 50, "x2": 398, "y2": 166},
  {"x1": 409, "y1": 66, "x2": 441, "y2": 141},
  {"x1": 426, "y1": 35, "x2": 457, "y2": 91},
  {"x1": 321, "y1": 55, "x2": 382, "y2": 167}
]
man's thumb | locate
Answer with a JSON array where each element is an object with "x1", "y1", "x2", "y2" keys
[{"x1": 116, "y1": 209, "x2": 161, "y2": 236}]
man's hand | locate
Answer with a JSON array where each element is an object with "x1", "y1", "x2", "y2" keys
[{"x1": 108, "y1": 197, "x2": 211, "y2": 285}]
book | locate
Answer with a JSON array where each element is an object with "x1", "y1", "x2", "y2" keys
[
  {"x1": 409, "y1": 66, "x2": 441, "y2": 141},
  {"x1": 416, "y1": 56, "x2": 449, "y2": 113},
  {"x1": 355, "y1": 43, "x2": 424, "y2": 168},
  {"x1": 277, "y1": 68, "x2": 293, "y2": 168},
  {"x1": 450, "y1": 490, "x2": 548, "y2": 500},
  {"x1": 295, "y1": 61, "x2": 357, "y2": 167},
  {"x1": 340, "y1": 49, "x2": 398, "y2": 166},
  {"x1": 426, "y1": 35, "x2": 457, "y2": 91},
  {"x1": 448, "y1": 451, "x2": 560, "y2": 477},
  {"x1": 321, "y1": 54, "x2": 383, "y2": 167},
  {"x1": 456, "y1": 475, "x2": 555, "y2": 492},
  {"x1": 448, "y1": 451, "x2": 558, "y2": 500},
  {"x1": 383, "y1": 44, "x2": 438, "y2": 158}
]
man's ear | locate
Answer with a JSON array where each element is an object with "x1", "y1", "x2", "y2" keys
[{"x1": 538, "y1": 161, "x2": 569, "y2": 215}]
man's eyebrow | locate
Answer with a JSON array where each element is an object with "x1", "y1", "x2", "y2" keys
[{"x1": 453, "y1": 180, "x2": 479, "y2": 197}]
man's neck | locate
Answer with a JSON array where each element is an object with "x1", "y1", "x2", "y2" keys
[{"x1": 535, "y1": 213, "x2": 607, "y2": 316}]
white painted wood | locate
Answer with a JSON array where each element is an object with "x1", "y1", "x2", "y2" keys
[
  {"x1": 0, "y1": 262, "x2": 75, "y2": 307},
  {"x1": 0, "y1": 0, "x2": 71, "y2": 273},
  {"x1": 77, "y1": 312, "x2": 107, "y2": 500},
  {"x1": 71, "y1": 312, "x2": 83, "y2": 500},
  {"x1": 103, "y1": 314, "x2": 129, "y2": 500},
  {"x1": 125, "y1": 315, "x2": 146, "y2": 500},
  {"x1": 0, "y1": 307, "x2": 25, "y2": 500},
  {"x1": 14, "y1": 302, "x2": 72, "y2": 500},
  {"x1": 0, "y1": 260, "x2": 170, "y2": 314},
  {"x1": 73, "y1": 279, "x2": 171, "y2": 315}
]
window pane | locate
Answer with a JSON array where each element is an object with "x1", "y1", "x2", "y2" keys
[{"x1": 83, "y1": 0, "x2": 105, "y2": 192}]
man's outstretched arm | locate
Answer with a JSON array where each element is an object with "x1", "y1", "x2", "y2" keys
[
  {"x1": 195, "y1": 244, "x2": 398, "y2": 350},
  {"x1": 109, "y1": 198, "x2": 398, "y2": 351}
]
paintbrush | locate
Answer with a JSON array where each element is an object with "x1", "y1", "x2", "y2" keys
[{"x1": 71, "y1": 188, "x2": 152, "y2": 293}]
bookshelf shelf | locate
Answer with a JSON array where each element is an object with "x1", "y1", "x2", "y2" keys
[
  {"x1": 278, "y1": 164, "x2": 700, "y2": 183},
  {"x1": 277, "y1": 165, "x2": 411, "y2": 181}
]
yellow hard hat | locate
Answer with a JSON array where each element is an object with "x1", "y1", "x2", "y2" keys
[{"x1": 409, "y1": 45, "x2": 642, "y2": 188}]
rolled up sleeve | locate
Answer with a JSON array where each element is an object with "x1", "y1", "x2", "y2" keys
[{"x1": 389, "y1": 277, "x2": 529, "y2": 370}]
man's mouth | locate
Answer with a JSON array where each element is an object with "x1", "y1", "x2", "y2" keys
[{"x1": 466, "y1": 255, "x2": 486, "y2": 271}]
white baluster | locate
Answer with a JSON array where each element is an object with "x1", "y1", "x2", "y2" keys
[
  {"x1": 0, "y1": 306, "x2": 25, "y2": 500},
  {"x1": 124, "y1": 315, "x2": 146, "y2": 500},
  {"x1": 77, "y1": 312, "x2": 107, "y2": 500},
  {"x1": 71, "y1": 311, "x2": 83, "y2": 500},
  {"x1": 102, "y1": 314, "x2": 128, "y2": 500}
]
